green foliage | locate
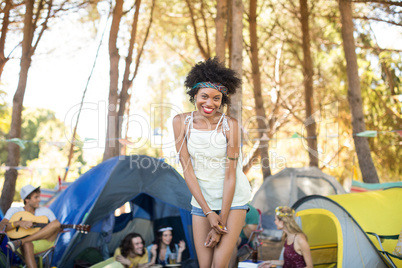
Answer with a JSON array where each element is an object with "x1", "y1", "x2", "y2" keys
[
  {"x1": 19, "y1": 108, "x2": 55, "y2": 165},
  {"x1": 0, "y1": 90, "x2": 9, "y2": 134},
  {"x1": 0, "y1": 91, "x2": 10, "y2": 164},
  {"x1": 0, "y1": 107, "x2": 87, "y2": 191}
]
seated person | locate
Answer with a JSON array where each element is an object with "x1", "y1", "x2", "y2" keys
[
  {"x1": 147, "y1": 226, "x2": 186, "y2": 265},
  {"x1": 258, "y1": 206, "x2": 313, "y2": 268},
  {"x1": 229, "y1": 204, "x2": 260, "y2": 268},
  {"x1": 91, "y1": 232, "x2": 150, "y2": 268},
  {"x1": 238, "y1": 204, "x2": 260, "y2": 248},
  {"x1": 0, "y1": 184, "x2": 61, "y2": 268}
]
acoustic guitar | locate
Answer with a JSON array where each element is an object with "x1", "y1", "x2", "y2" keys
[{"x1": 7, "y1": 211, "x2": 91, "y2": 239}]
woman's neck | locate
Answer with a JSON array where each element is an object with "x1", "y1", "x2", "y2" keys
[
  {"x1": 283, "y1": 228, "x2": 293, "y2": 238},
  {"x1": 285, "y1": 232, "x2": 296, "y2": 243}
]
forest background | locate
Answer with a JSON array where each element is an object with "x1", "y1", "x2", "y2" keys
[{"x1": 0, "y1": 0, "x2": 401, "y2": 212}]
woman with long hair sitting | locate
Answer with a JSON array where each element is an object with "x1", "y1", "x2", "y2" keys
[
  {"x1": 147, "y1": 226, "x2": 186, "y2": 265},
  {"x1": 259, "y1": 206, "x2": 313, "y2": 268}
]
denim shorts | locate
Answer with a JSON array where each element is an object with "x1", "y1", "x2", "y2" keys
[{"x1": 191, "y1": 204, "x2": 250, "y2": 217}]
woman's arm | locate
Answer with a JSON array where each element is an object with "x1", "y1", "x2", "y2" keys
[
  {"x1": 148, "y1": 244, "x2": 157, "y2": 265},
  {"x1": 257, "y1": 260, "x2": 284, "y2": 267},
  {"x1": 219, "y1": 117, "x2": 240, "y2": 226},
  {"x1": 296, "y1": 234, "x2": 313, "y2": 268},
  {"x1": 172, "y1": 115, "x2": 226, "y2": 235},
  {"x1": 176, "y1": 241, "x2": 186, "y2": 262},
  {"x1": 115, "y1": 255, "x2": 131, "y2": 267}
]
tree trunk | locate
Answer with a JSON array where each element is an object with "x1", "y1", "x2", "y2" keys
[
  {"x1": 228, "y1": 0, "x2": 243, "y2": 125},
  {"x1": 215, "y1": 0, "x2": 227, "y2": 63},
  {"x1": 117, "y1": 0, "x2": 141, "y2": 155},
  {"x1": 227, "y1": 0, "x2": 233, "y2": 68},
  {"x1": 249, "y1": 0, "x2": 271, "y2": 178},
  {"x1": 381, "y1": 62, "x2": 396, "y2": 96},
  {"x1": 300, "y1": 0, "x2": 318, "y2": 167},
  {"x1": 338, "y1": 0, "x2": 379, "y2": 183},
  {"x1": 0, "y1": 0, "x2": 12, "y2": 79},
  {"x1": 0, "y1": 0, "x2": 34, "y2": 213},
  {"x1": 103, "y1": 0, "x2": 123, "y2": 161}
]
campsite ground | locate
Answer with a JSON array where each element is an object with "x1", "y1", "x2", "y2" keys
[
  {"x1": 260, "y1": 238, "x2": 283, "y2": 260},
  {"x1": 238, "y1": 235, "x2": 284, "y2": 262}
]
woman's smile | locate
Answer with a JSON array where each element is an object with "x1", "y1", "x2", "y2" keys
[{"x1": 201, "y1": 106, "x2": 214, "y2": 114}]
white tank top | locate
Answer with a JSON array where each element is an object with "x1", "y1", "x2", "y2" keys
[{"x1": 177, "y1": 112, "x2": 252, "y2": 210}]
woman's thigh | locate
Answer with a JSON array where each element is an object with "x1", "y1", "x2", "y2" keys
[
  {"x1": 213, "y1": 209, "x2": 247, "y2": 268},
  {"x1": 192, "y1": 215, "x2": 214, "y2": 268}
]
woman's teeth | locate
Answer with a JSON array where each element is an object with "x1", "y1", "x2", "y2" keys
[{"x1": 203, "y1": 107, "x2": 213, "y2": 113}]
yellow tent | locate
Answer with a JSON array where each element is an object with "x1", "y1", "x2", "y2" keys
[{"x1": 292, "y1": 187, "x2": 402, "y2": 268}]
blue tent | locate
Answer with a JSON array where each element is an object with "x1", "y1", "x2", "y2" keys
[{"x1": 50, "y1": 155, "x2": 194, "y2": 267}]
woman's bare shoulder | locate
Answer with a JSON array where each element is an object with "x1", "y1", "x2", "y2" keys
[
  {"x1": 223, "y1": 115, "x2": 239, "y2": 131},
  {"x1": 295, "y1": 233, "x2": 309, "y2": 247},
  {"x1": 174, "y1": 112, "x2": 192, "y2": 118},
  {"x1": 224, "y1": 114, "x2": 238, "y2": 124},
  {"x1": 173, "y1": 112, "x2": 192, "y2": 124}
]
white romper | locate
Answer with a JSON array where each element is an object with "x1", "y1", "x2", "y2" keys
[{"x1": 177, "y1": 111, "x2": 252, "y2": 210}]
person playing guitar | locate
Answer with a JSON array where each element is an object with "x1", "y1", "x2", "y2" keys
[{"x1": 0, "y1": 184, "x2": 61, "y2": 268}]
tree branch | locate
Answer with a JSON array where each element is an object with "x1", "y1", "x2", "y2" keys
[
  {"x1": 280, "y1": 97, "x2": 304, "y2": 124},
  {"x1": 320, "y1": 146, "x2": 348, "y2": 171},
  {"x1": 354, "y1": 15, "x2": 401, "y2": 27},
  {"x1": 0, "y1": 0, "x2": 12, "y2": 78},
  {"x1": 372, "y1": 89, "x2": 402, "y2": 121},
  {"x1": 161, "y1": 40, "x2": 195, "y2": 66},
  {"x1": 352, "y1": 0, "x2": 402, "y2": 7},
  {"x1": 185, "y1": 0, "x2": 209, "y2": 59},
  {"x1": 32, "y1": 0, "x2": 53, "y2": 55},
  {"x1": 242, "y1": 147, "x2": 260, "y2": 175},
  {"x1": 130, "y1": 0, "x2": 155, "y2": 83},
  {"x1": 200, "y1": 0, "x2": 211, "y2": 57},
  {"x1": 32, "y1": 0, "x2": 45, "y2": 32},
  {"x1": 317, "y1": 37, "x2": 402, "y2": 53},
  {"x1": 120, "y1": 0, "x2": 141, "y2": 102}
]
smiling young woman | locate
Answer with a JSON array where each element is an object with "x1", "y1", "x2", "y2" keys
[
  {"x1": 173, "y1": 57, "x2": 252, "y2": 268},
  {"x1": 147, "y1": 226, "x2": 186, "y2": 265}
]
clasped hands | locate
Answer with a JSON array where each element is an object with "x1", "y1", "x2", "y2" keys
[{"x1": 204, "y1": 211, "x2": 227, "y2": 248}]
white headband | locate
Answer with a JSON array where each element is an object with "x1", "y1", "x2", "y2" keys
[{"x1": 158, "y1": 227, "x2": 173, "y2": 232}]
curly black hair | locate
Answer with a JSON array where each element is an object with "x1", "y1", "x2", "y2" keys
[
  {"x1": 184, "y1": 57, "x2": 241, "y2": 107},
  {"x1": 120, "y1": 233, "x2": 145, "y2": 258}
]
